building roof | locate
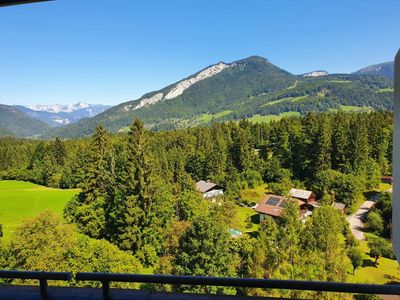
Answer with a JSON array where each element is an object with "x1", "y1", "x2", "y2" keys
[
  {"x1": 289, "y1": 188, "x2": 313, "y2": 200},
  {"x1": 195, "y1": 180, "x2": 223, "y2": 194},
  {"x1": 255, "y1": 194, "x2": 304, "y2": 218}
]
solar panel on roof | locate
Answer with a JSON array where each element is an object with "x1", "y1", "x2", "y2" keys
[{"x1": 266, "y1": 197, "x2": 280, "y2": 206}]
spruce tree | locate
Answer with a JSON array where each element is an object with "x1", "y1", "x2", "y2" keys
[{"x1": 64, "y1": 125, "x2": 113, "y2": 239}]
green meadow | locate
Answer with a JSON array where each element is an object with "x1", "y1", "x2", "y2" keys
[
  {"x1": 196, "y1": 110, "x2": 233, "y2": 123},
  {"x1": 247, "y1": 112, "x2": 300, "y2": 124},
  {"x1": 0, "y1": 180, "x2": 79, "y2": 241},
  {"x1": 262, "y1": 95, "x2": 308, "y2": 106},
  {"x1": 348, "y1": 241, "x2": 400, "y2": 284}
]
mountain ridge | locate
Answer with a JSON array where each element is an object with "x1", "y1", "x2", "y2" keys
[
  {"x1": 14, "y1": 103, "x2": 111, "y2": 127},
  {"x1": 46, "y1": 55, "x2": 298, "y2": 137},
  {"x1": 0, "y1": 56, "x2": 394, "y2": 139},
  {"x1": 0, "y1": 104, "x2": 51, "y2": 137},
  {"x1": 352, "y1": 61, "x2": 394, "y2": 79}
]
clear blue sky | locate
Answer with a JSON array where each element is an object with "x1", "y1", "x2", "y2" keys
[{"x1": 0, "y1": 0, "x2": 399, "y2": 105}]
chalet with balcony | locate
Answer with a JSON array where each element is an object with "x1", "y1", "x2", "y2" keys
[
  {"x1": 255, "y1": 194, "x2": 309, "y2": 222},
  {"x1": 195, "y1": 180, "x2": 224, "y2": 199}
]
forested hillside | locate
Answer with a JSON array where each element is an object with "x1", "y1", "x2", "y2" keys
[
  {"x1": 0, "y1": 112, "x2": 394, "y2": 295},
  {"x1": 45, "y1": 56, "x2": 394, "y2": 138},
  {"x1": 0, "y1": 104, "x2": 51, "y2": 137}
]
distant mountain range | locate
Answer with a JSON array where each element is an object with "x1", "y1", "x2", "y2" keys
[
  {"x1": 0, "y1": 56, "x2": 395, "y2": 138},
  {"x1": 352, "y1": 61, "x2": 394, "y2": 79},
  {"x1": 0, "y1": 104, "x2": 51, "y2": 137},
  {"x1": 13, "y1": 103, "x2": 111, "y2": 127}
]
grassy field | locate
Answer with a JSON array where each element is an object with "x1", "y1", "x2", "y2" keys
[
  {"x1": 234, "y1": 205, "x2": 259, "y2": 233},
  {"x1": 329, "y1": 80, "x2": 352, "y2": 84},
  {"x1": 0, "y1": 180, "x2": 79, "y2": 241},
  {"x1": 376, "y1": 87, "x2": 394, "y2": 93},
  {"x1": 263, "y1": 95, "x2": 307, "y2": 106},
  {"x1": 339, "y1": 105, "x2": 365, "y2": 112},
  {"x1": 247, "y1": 112, "x2": 300, "y2": 124},
  {"x1": 347, "y1": 241, "x2": 400, "y2": 284},
  {"x1": 197, "y1": 110, "x2": 233, "y2": 123},
  {"x1": 329, "y1": 105, "x2": 367, "y2": 113}
]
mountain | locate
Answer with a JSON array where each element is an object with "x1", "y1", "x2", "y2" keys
[
  {"x1": 0, "y1": 104, "x2": 51, "y2": 137},
  {"x1": 0, "y1": 127, "x2": 14, "y2": 137},
  {"x1": 47, "y1": 56, "x2": 298, "y2": 137},
  {"x1": 301, "y1": 70, "x2": 328, "y2": 77},
  {"x1": 39, "y1": 56, "x2": 394, "y2": 138},
  {"x1": 14, "y1": 102, "x2": 111, "y2": 127},
  {"x1": 352, "y1": 61, "x2": 394, "y2": 79}
]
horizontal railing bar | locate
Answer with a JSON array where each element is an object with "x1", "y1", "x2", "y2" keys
[
  {"x1": 0, "y1": 270, "x2": 72, "y2": 281},
  {"x1": 0, "y1": 0, "x2": 52, "y2": 7},
  {"x1": 76, "y1": 273, "x2": 400, "y2": 295}
]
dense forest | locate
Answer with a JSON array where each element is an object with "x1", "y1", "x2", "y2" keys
[{"x1": 0, "y1": 111, "x2": 395, "y2": 297}]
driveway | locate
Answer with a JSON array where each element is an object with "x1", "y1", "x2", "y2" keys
[{"x1": 346, "y1": 200, "x2": 375, "y2": 240}]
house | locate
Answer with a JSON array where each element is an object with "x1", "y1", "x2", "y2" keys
[
  {"x1": 255, "y1": 194, "x2": 307, "y2": 222},
  {"x1": 289, "y1": 188, "x2": 319, "y2": 208},
  {"x1": 195, "y1": 180, "x2": 224, "y2": 199}
]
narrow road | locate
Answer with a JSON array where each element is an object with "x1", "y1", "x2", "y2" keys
[{"x1": 346, "y1": 200, "x2": 375, "y2": 240}]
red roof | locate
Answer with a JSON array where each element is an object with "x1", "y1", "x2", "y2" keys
[{"x1": 255, "y1": 195, "x2": 304, "y2": 218}]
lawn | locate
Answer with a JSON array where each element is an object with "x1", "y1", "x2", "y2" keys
[
  {"x1": 280, "y1": 111, "x2": 300, "y2": 117},
  {"x1": 0, "y1": 180, "x2": 79, "y2": 241},
  {"x1": 376, "y1": 87, "x2": 394, "y2": 93},
  {"x1": 329, "y1": 105, "x2": 368, "y2": 113},
  {"x1": 229, "y1": 185, "x2": 268, "y2": 233},
  {"x1": 339, "y1": 105, "x2": 365, "y2": 112},
  {"x1": 197, "y1": 110, "x2": 233, "y2": 123},
  {"x1": 347, "y1": 241, "x2": 400, "y2": 284},
  {"x1": 329, "y1": 80, "x2": 352, "y2": 84},
  {"x1": 247, "y1": 112, "x2": 300, "y2": 124},
  {"x1": 262, "y1": 95, "x2": 307, "y2": 106},
  {"x1": 234, "y1": 205, "x2": 259, "y2": 233}
]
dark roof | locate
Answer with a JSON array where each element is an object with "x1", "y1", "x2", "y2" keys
[{"x1": 195, "y1": 180, "x2": 223, "y2": 194}]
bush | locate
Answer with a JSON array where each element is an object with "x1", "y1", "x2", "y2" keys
[{"x1": 365, "y1": 211, "x2": 384, "y2": 235}]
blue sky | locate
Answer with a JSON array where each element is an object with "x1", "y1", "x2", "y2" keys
[{"x1": 0, "y1": 0, "x2": 399, "y2": 105}]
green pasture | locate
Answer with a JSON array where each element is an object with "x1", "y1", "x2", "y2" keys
[
  {"x1": 247, "y1": 112, "x2": 300, "y2": 124},
  {"x1": 0, "y1": 180, "x2": 79, "y2": 241}
]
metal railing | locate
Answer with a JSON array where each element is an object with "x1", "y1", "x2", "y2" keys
[
  {"x1": 0, "y1": 0, "x2": 52, "y2": 7},
  {"x1": 0, "y1": 270, "x2": 72, "y2": 299},
  {"x1": 1, "y1": 270, "x2": 400, "y2": 299}
]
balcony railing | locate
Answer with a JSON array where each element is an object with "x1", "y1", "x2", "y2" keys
[{"x1": 1, "y1": 270, "x2": 400, "y2": 300}]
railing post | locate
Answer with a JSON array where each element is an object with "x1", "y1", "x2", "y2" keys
[
  {"x1": 102, "y1": 280, "x2": 110, "y2": 300},
  {"x1": 393, "y1": 48, "x2": 400, "y2": 263},
  {"x1": 39, "y1": 278, "x2": 48, "y2": 300}
]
